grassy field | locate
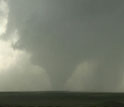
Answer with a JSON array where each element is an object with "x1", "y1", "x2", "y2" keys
[{"x1": 0, "y1": 91, "x2": 124, "y2": 106}]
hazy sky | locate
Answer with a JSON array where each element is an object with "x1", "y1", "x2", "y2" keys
[{"x1": 0, "y1": 0, "x2": 124, "y2": 92}]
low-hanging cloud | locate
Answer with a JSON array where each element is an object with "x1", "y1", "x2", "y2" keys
[
  {"x1": 0, "y1": 34, "x2": 52, "y2": 91},
  {"x1": 0, "y1": 0, "x2": 52, "y2": 91},
  {"x1": 65, "y1": 60, "x2": 99, "y2": 92},
  {"x1": 0, "y1": 41, "x2": 52, "y2": 91},
  {"x1": 65, "y1": 58, "x2": 124, "y2": 92},
  {"x1": 5, "y1": 0, "x2": 124, "y2": 91}
]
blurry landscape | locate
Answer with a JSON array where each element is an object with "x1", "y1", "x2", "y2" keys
[{"x1": 0, "y1": 1, "x2": 123, "y2": 106}]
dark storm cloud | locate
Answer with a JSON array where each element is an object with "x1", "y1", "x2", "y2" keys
[
  {"x1": 7, "y1": 0, "x2": 124, "y2": 91},
  {"x1": 0, "y1": 0, "x2": 52, "y2": 91}
]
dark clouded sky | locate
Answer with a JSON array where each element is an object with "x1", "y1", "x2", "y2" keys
[{"x1": 0, "y1": 0, "x2": 124, "y2": 91}]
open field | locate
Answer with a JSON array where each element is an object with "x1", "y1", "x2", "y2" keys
[{"x1": 0, "y1": 91, "x2": 124, "y2": 106}]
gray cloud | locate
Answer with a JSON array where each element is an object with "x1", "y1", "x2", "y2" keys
[
  {"x1": 0, "y1": 37, "x2": 52, "y2": 91},
  {"x1": 0, "y1": 0, "x2": 52, "y2": 91},
  {"x1": 6, "y1": 0, "x2": 124, "y2": 91},
  {"x1": 0, "y1": 50, "x2": 52, "y2": 91}
]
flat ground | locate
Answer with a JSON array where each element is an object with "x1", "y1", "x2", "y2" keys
[{"x1": 0, "y1": 91, "x2": 124, "y2": 106}]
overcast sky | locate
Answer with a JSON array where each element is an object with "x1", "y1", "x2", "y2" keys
[{"x1": 0, "y1": 0, "x2": 124, "y2": 92}]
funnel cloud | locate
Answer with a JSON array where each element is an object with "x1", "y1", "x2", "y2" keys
[{"x1": 1, "y1": 0, "x2": 124, "y2": 91}]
